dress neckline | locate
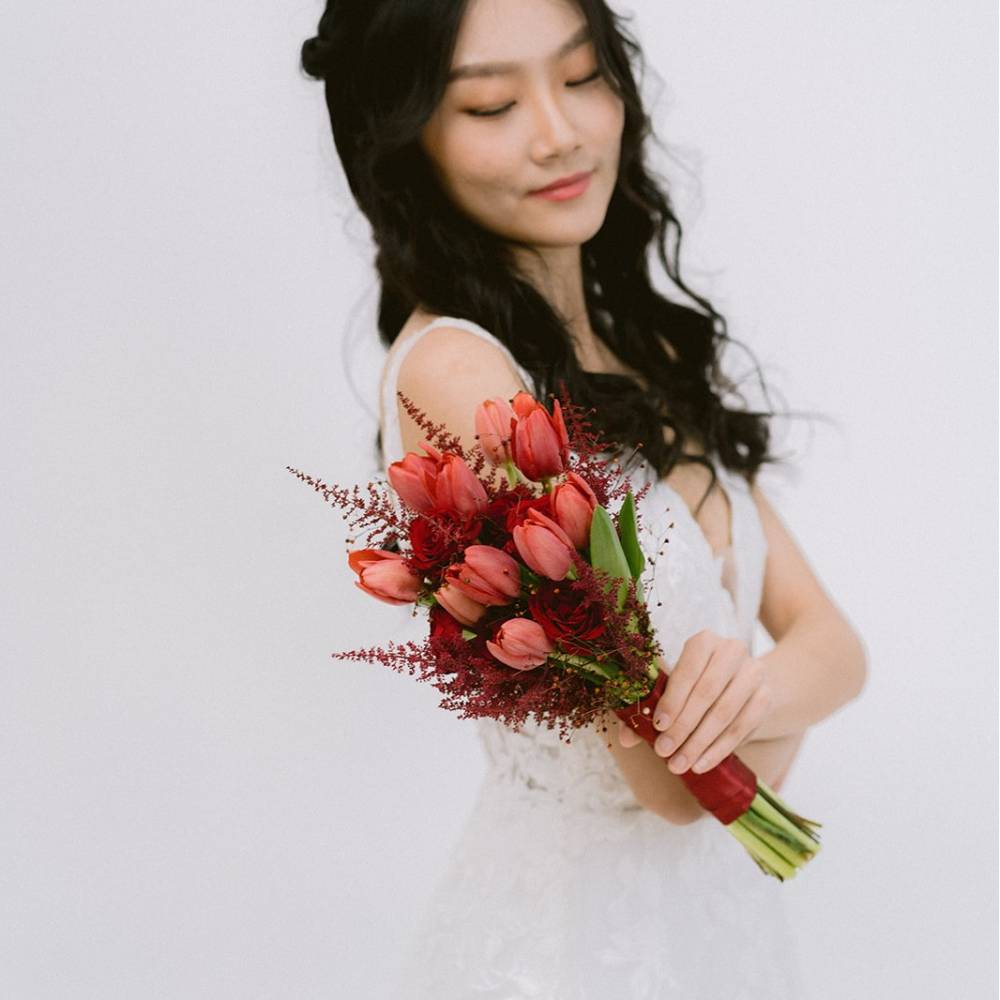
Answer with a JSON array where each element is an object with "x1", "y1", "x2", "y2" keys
[{"x1": 645, "y1": 463, "x2": 742, "y2": 618}]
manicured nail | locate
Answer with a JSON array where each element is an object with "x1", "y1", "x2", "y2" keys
[{"x1": 654, "y1": 715, "x2": 670, "y2": 731}]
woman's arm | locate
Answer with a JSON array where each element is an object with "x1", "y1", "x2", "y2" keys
[
  {"x1": 747, "y1": 484, "x2": 869, "y2": 742},
  {"x1": 736, "y1": 729, "x2": 806, "y2": 794},
  {"x1": 599, "y1": 713, "x2": 805, "y2": 823}
]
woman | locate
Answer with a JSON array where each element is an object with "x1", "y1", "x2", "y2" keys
[{"x1": 301, "y1": 0, "x2": 868, "y2": 996}]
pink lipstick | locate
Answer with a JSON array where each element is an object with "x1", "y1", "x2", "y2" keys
[{"x1": 528, "y1": 170, "x2": 593, "y2": 201}]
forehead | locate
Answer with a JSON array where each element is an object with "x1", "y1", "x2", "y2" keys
[{"x1": 448, "y1": 0, "x2": 591, "y2": 82}]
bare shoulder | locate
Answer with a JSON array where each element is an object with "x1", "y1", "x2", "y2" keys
[
  {"x1": 399, "y1": 321, "x2": 522, "y2": 385},
  {"x1": 391, "y1": 314, "x2": 529, "y2": 458}
]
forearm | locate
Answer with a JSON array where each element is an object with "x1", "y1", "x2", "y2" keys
[
  {"x1": 601, "y1": 715, "x2": 806, "y2": 823},
  {"x1": 751, "y1": 606, "x2": 868, "y2": 741},
  {"x1": 737, "y1": 730, "x2": 807, "y2": 793}
]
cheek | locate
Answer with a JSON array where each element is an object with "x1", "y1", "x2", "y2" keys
[
  {"x1": 422, "y1": 117, "x2": 509, "y2": 200},
  {"x1": 588, "y1": 92, "x2": 626, "y2": 148},
  {"x1": 445, "y1": 131, "x2": 521, "y2": 198}
]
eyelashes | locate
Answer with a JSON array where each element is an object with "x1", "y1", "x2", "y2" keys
[{"x1": 465, "y1": 68, "x2": 603, "y2": 119}]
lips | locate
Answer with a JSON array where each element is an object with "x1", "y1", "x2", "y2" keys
[{"x1": 530, "y1": 170, "x2": 593, "y2": 194}]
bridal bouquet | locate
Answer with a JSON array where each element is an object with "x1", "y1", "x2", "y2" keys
[{"x1": 287, "y1": 387, "x2": 821, "y2": 880}]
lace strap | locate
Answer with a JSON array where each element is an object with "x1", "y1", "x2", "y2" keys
[{"x1": 379, "y1": 316, "x2": 533, "y2": 469}]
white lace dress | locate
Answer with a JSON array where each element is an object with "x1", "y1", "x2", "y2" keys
[{"x1": 376, "y1": 316, "x2": 807, "y2": 999}]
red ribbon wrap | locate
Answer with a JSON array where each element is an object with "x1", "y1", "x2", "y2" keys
[{"x1": 612, "y1": 669, "x2": 758, "y2": 825}]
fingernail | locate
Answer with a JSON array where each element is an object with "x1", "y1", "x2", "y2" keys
[
  {"x1": 669, "y1": 754, "x2": 687, "y2": 773},
  {"x1": 655, "y1": 735, "x2": 674, "y2": 756},
  {"x1": 654, "y1": 714, "x2": 670, "y2": 731}
]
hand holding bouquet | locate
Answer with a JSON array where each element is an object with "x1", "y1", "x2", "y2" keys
[{"x1": 288, "y1": 386, "x2": 822, "y2": 880}]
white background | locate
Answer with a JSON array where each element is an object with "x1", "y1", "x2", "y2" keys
[{"x1": 2, "y1": 1, "x2": 996, "y2": 997}]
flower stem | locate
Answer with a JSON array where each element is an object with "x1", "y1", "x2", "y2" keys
[
  {"x1": 548, "y1": 651, "x2": 620, "y2": 682},
  {"x1": 728, "y1": 817, "x2": 798, "y2": 880},
  {"x1": 503, "y1": 460, "x2": 524, "y2": 488}
]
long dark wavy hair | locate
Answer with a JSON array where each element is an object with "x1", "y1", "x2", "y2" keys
[{"x1": 300, "y1": 0, "x2": 810, "y2": 514}]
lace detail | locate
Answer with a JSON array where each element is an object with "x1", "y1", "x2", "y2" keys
[{"x1": 378, "y1": 316, "x2": 805, "y2": 999}]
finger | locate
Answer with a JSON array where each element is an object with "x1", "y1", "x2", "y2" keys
[
  {"x1": 652, "y1": 630, "x2": 716, "y2": 732},
  {"x1": 653, "y1": 639, "x2": 744, "y2": 760},
  {"x1": 618, "y1": 720, "x2": 643, "y2": 748},
  {"x1": 667, "y1": 660, "x2": 765, "y2": 773},
  {"x1": 618, "y1": 724, "x2": 643, "y2": 750},
  {"x1": 684, "y1": 684, "x2": 771, "y2": 775}
]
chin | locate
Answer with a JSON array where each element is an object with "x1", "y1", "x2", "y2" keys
[
  {"x1": 517, "y1": 211, "x2": 608, "y2": 247},
  {"x1": 501, "y1": 200, "x2": 611, "y2": 247}
]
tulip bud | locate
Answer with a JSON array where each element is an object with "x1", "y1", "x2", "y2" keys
[
  {"x1": 434, "y1": 453, "x2": 488, "y2": 517},
  {"x1": 512, "y1": 508, "x2": 576, "y2": 580},
  {"x1": 550, "y1": 471, "x2": 598, "y2": 549},
  {"x1": 485, "y1": 617, "x2": 555, "y2": 670},
  {"x1": 433, "y1": 581, "x2": 488, "y2": 626},
  {"x1": 474, "y1": 397, "x2": 516, "y2": 466},
  {"x1": 347, "y1": 549, "x2": 423, "y2": 605},
  {"x1": 387, "y1": 451, "x2": 440, "y2": 515},
  {"x1": 509, "y1": 391, "x2": 569, "y2": 481},
  {"x1": 445, "y1": 545, "x2": 522, "y2": 606}
]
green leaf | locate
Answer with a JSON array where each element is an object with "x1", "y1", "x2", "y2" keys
[
  {"x1": 588, "y1": 505, "x2": 631, "y2": 610},
  {"x1": 618, "y1": 489, "x2": 646, "y2": 581}
]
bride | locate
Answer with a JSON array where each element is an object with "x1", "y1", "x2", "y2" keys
[{"x1": 301, "y1": 0, "x2": 868, "y2": 996}]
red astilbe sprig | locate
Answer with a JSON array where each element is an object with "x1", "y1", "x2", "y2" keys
[
  {"x1": 329, "y1": 626, "x2": 610, "y2": 744},
  {"x1": 551, "y1": 379, "x2": 652, "y2": 534},
  {"x1": 328, "y1": 546, "x2": 665, "y2": 746},
  {"x1": 286, "y1": 384, "x2": 510, "y2": 570},
  {"x1": 427, "y1": 634, "x2": 608, "y2": 743},
  {"x1": 285, "y1": 466, "x2": 409, "y2": 553},
  {"x1": 395, "y1": 389, "x2": 503, "y2": 487},
  {"x1": 556, "y1": 551, "x2": 665, "y2": 702}
]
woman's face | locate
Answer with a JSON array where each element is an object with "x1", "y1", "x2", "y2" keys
[{"x1": 420, "y1": 0, "x2": 625, "y2": 250}]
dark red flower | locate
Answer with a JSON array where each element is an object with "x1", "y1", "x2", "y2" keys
[
  {"x1": 476, "y1": 488, "x2": 546, "y2": 551},
  {"x1": 480, "y1": 490, "x2": 552, "y2": 558},
  {"x1": 503, "y1": 492, "x2": 553, "y2": 533},
  {"x1": 429, "y1": 603, "x2": 465, "y2": 642},
  {"x1": 408, "y1": 513, "x2": 481, "y2": 572},
  {"x1": 527, "y1": 579, "x2": 608, "y2": 655}
]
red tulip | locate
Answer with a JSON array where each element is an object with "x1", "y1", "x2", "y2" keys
[
  {"x1": 387, "y1": 450, "x2": 439, "y2": 515},
  {"x1": 428, "y1": 603, "x2": 464, "y2": 641},
  {"x1": 388, "y1": 441, "x2": 487, "y2": 517},
  {"x1": 433, "y1": 581, "x2": 488, "y2": 626},
  {"x1": 509, "y1": 391, "x2": 570, "y2": 481},
  {"x1": 474, "y1": 397, "x2": 516, "y2": 466},
  {"x1": 444, "y1": 544, "x2": 522, "y2": 606},
  {"x1": 435, "y1": 452, "x2": 489, "y2": 517},
  {"x1": 485, "y1": 617, "x2": 555, "y2": 670},
  {"x1": 550, "y1": 471, "x2": 598, "y2": 549},
  {"x1": 347, "y1": 549, "x2": 422, "y2": 605},
  {"x1": 512, "y1": 507, "x2": 576, "y2": 580}
]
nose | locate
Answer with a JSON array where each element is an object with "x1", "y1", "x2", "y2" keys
[{"x1": 528, "y1": 89, "x2": 582, "y2": 162}]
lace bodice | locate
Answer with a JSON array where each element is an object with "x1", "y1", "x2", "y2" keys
[{"x1": 376, "y1": 315, "x2": 804, "y2": 999}]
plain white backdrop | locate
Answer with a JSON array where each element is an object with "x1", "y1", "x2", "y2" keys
[{"x1": 2, "y1": 1, "x2": 996, "y2": 997}]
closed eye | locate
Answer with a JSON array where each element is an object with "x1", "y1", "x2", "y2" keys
[
  {"x1": 465, "y1": 68, "x2": 603, "y2": 119},
  {"x1": 567, "y1": 68, "x2": 602, "y2": 88}
]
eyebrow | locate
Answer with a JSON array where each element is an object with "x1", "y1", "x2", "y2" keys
[{"x1": 447, "y1": 23, "x2": 592, "y2": 83}]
